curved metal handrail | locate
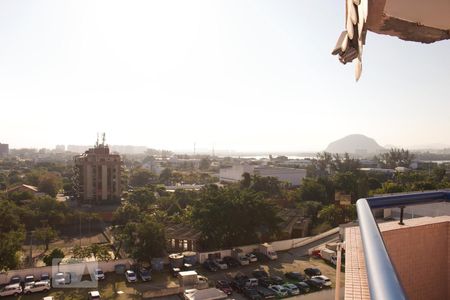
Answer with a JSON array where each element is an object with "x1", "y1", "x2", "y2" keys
[{"x1": 356, "y1": 190, "x2": 450, "y2": 300}]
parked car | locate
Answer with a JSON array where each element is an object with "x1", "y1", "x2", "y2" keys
[
  {"x1": 230, "y1": 279, "x2": 245, "y2": 293},
  {"x1": 238, "y1": 256, "x2": 250, "y2": 265},
  {"x1": 282, "y1": 283, "x2": 300, "y2": 296},
  {"x1": 215, "y1": 280, "x2": 233, "y2": 295},
  {"x1": 24, "y1": 275, "x2": 35, "y2": 287},
  {"x1": 258, "y1": 277, "x2": 273, "y2": 288},
  {"x1": 23, "y1": 281, "x2": 51, "y2": 294},
  {"x1": 171, "y1": 267, "x2": 181, "y2": 277},
  {"x1": 268, "y1": 285, "x2": 288, "y2": 297},
  {"x1": 40, "y1": 273, "x2": 50, "y2": 283},
  {"x1": 256, "y1": 286, "x2": 276, "y2": 299},
  {"x1": 304, "y1": 268, "x2": 322, "y2": 277},
  {"x1": 182, "y1": 263, "x2": 193, "y2": 271},
  {"x1": 94, "y1": 268, "x2": 105, "y2": 281},
  {"x1": 246, "y1": 253, "x2": 258, "y2": 262},
  {"x1": 197, "y1": 275, "x2": 208, "y2": 285},
  {"x1": 139, "y1": 267, "x2": 151, "y2": 281},
  {"x1": 223, "y1": 256, "x2": 239, "y2": 267},
  {"x1": 294, "y1": 281, "x2": 310, "y2": 293},
  {"x1": 0, "y1": 283, "x2": 22, "y2": 297},
  {"x1": 312, "y1": 275, "x2": 332, "y2": 287},
  {"x1": 243, "y1": 287, "x2": 262, "y2": 300},
  {"x1": 54, "y1": 272, "x2": 66, "y2": 285},
  {"x1": 245, "y1": 278, "x2": 259, "y2": 288},
  {"x1": 252, "y1": 270, "x2": 268, "y2": 279},
  {"x1": 305, "y1": 278, "x2": 324, "y2": 290},
  {"x1": 202, "y1": 260, "x2": 218, "y2": 272},
  {"x1": 285, "y1": 272, "x2": 305, "y2": 282},
  {"x1": 252, "y1": 252, "x2": 267, "y2": 262},
  {"x1": 125, "y1": 270, "x2": 137, "y2": 283},
  {"x1": 213, "y1": 259, "x2": 228, "y2": 270},
  {"x1": 269, "y1": 276, "x2": 284, "y2": 285},
  {"x1": 9, "y1": 276, "x2": 21, "y2": 285},
  {"x1": 88, "y1": 291, "x2": 101, "y2": 300}
]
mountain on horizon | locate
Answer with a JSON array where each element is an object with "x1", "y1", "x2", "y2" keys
[{"x1": 325, "y1": 134, "x2": 385, "y2": 154}]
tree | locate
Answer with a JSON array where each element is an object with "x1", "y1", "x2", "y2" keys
[
  {"x1": 112, "y1": 204, "x2": 141, "y2": 226},
  {"x1": 199, "y1": 158, "x2": 211, "y2": 170},
  {"x1": 333, "y1": 153, "x2": 361, "y2": 173},
  {"x1": 123, "y1": 216, "x2": 166, "y2": 263},
  {"x1": 240, "y1": 172, "x2": 252, "y2": 189},
  {"x1": 89, "y1": 244, "x2": 111, "y2": 261},
  {"x1": 251, "y1": 176, "x2": 282, "y2": 197},
  {"x1": 318, "y1": 204, "x2": 356, "y2": 227},
  {"x1": 38, "y1": 173, "x2": 62, "y2": 197},
  {"x1": 297, "y1": 178, "x2": 328, "y2": 204},
  {"x1": 34, "y1": 226, "x2": 58, "y2": 251},
  {"x1": 43, "y1": 248, "x2": 64, "y2": 266},
  {"x1": 376, "y1": 148, "x2": 415, "y2": 168},
  {"x1": 128, "y1": 187, "x2": 156, "y2": 210},
  {"x1": 191, "y1": 186, "x2": 281, "y2": 250},
  {"x1": 0, "y1": 230, "x2": 25, "y2": 270},
  {"x1": 129, "y1": 168, "x2": 156, "y2": 187},
  {"x1": 159, "y1": 168, "x2": 173, "y2": 184}
]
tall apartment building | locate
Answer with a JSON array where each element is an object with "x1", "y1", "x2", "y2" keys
[{"x1": 73, "y1": 143, "x2": 121, "y2": 204}]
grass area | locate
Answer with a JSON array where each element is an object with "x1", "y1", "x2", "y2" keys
[{"x1": 14, "y1": 273, "x2": 144, "y2": 300}]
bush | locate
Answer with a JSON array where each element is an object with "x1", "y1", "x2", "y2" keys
[{"x1": 43, "y1": 248, "x2": 65, "y2": 266}]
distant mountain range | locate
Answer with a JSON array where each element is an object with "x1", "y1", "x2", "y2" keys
[{"x1": 325, "y1": 134, "x2": 385, "y2": 154}]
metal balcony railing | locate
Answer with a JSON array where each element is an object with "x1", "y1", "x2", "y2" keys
[{"x1": 356, "y1": 190, "x2": 450, "y2": 300}]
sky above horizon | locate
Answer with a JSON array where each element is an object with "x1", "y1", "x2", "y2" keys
[{"x1": 0, "y1": 0, "x2": 449, "y2": 152}]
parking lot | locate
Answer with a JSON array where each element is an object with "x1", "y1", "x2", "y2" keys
[{"x1": 3, "y1": 238, "x2": 344, "y2": 300}]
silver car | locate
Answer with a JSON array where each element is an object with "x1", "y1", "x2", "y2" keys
[{"x1": 23, "y1": 281, "x2": 51, "y2": 294}]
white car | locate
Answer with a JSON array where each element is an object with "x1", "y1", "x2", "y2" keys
[
  {"x1": 0, "y1": 283, "x2": 22, "y2": 297},
  {"x1": 88, "y1": 290, "x2": 101, "y2": 299},
  {"x1": 246, "y1": 253, "x2": 258, "y2": 262},
  {"x1": 313, "y1": 275, "x2": 332, "y2": 287},
  {"x1": 54, "y1": 272, "x2": 66, "y2": 285},
  {"x1": 125, "y1": 270, "x2": 137, "y2": 283},
  {"x1": 94, "y1": 268, "x2": 105, "y2": 280},
  {"x1": 213, "y1": 259, "x2": 228, "y2": 270},
  {"x1": 283, "y1": 283, "x2": 300, "y2": 295},
  {"x1": 24, "y1": 275, "x2": 35, "y2": 287},
  {"x1": 40, "y1": 273, "x2": 50, "y2": 284},
  {"x1": 269, "y1": 285, "x2": 289, "y2": 297},
  {"x1": 23, "y1": 281, "x2": 51, "y2": 294}
]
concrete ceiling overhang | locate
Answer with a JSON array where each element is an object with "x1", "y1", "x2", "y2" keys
[
  {"x1": 332, "y1": 0, "x2": 450, "y2": 80},
  {"x1": 367, "y1": 0, "x2": 450, "y2": 43}
]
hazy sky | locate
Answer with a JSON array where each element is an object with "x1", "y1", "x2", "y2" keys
[{"x1": 0, "y1": 0, "x2": 449, "y2": 152}]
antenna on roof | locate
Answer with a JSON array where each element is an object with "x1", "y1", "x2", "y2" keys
[
  {"x1": 102, "y1": 133, "x2": 106, "y2": 146},
  {"x1": 96, "y1": 133, "x2": 99, "y2": 147}
]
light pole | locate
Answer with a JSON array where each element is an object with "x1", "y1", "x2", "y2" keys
[{"x1": 335, "y1": 242, "x2": 343, "y2": 300}]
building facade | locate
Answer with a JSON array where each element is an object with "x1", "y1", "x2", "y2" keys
[
  {"x1": 0, "y1": 143, "x2": 9, "y2": 156},
  {"x1": 219, "y1": 164, "x2": 307, "y2": 186},
  {"x1": 73, "y1": 144, "x2": 121, "y2": 204}
]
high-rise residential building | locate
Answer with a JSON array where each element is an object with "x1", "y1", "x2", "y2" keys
[
  {"x1": 0, "y1": 143, "x2": 9, "y2": 156},
  {"x1": 73, "y1": 140, "x2": 121, "y2": 204}
]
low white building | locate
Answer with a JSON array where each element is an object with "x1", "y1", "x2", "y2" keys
[{"x1": 219, "y1": 164, "x2": 306, "y2": 186}]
